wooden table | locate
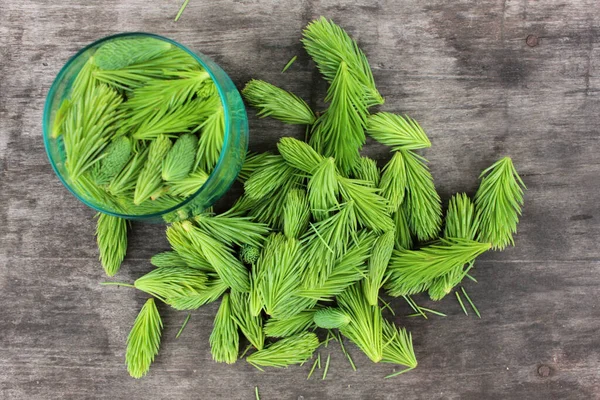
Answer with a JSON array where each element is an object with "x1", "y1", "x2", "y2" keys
[{"x1": 1, "y1": 1, "x2": 598, "y2": 399}]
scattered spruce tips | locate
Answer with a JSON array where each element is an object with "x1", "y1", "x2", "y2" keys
[{"x1": 80, "y1": 17, "x2": 526, "y2": 382}]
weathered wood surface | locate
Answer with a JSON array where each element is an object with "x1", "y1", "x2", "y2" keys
[{"x1": 1, "y1": 0, "x2": 599, "y2": 398}]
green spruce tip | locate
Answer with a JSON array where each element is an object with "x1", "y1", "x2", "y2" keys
[
  {"x1": 230, "y1": 290, "x2": 265, "y2": 350},
  {"x1": 162, "y1": 133, "x2": 198, "y2": 181},
  {"x1": 385, "y1": 238, "x2": 491, "y2": 297},
  {"x1": 352, "y1": 156, "x2": 380, "y2": 187},
  {"x1": 308, "y1": 158, "x2": 339, "y2": 221},
  {"x1": 366, "y1": 112, "x2": 431, "y2": 151},
  {"x1": 301, "y1": 17, "x2": 383, "y2": 106},
  {"x1": 246, "y1": 332, "x2": 320, "y2": 369},
  {"x1": 264, "y1": 311, "x2": 317, "y2": 338},
  {"x1": 95, "y1": 213, "x2": 128, "y2": 276},
  {"x1": 381, "y1": 320, "x2": 417, "y2": 373},
  {"x1": 94, "y1": 37, "x2": 172, "y2": 70},
  {"x1": 63, "y1": 83, "x2": 123, "y2": 181},
  {"x1": 168, "y1": 167, "x2": 209, "y2": 198},
  {"x1": 401, "y1": 149, "x2": 442, "y2": 241},
  {"x1": 194, "y1": 211, "x2": 269, "y2": 248},
  {"x1": 393, "y1": 205, "x2": 413, "y2": 250},
  {"x1": 283, "y1": 188, "x2": 311, "y2": 239},
  {"x1": 313, "y1": 307, "x2": 351, "y2": 329},
  {"x1": 167, "y1": 277, "x2": 229, "y2": 311},
  {"x1": 210, "y1": 293, "x2": 240, "y2": 364},
  {"x1": 179, "y1": 221, "x2": 250, "y2": 293},
  {"x1": 51, "y1": 99, "x2": 71, "y2": 139},
  {"x1": 244, "y1": 155, "x2": 297, "y2": 201},
  {"x1": 277, "y1": 137, "x2": 325, "y2": 175},
  {"x1": 338, "y1": 176, "x2": 394, "y2": 233},
  {"x1": 133, "y1": 134, "x2": 172, "y2": 205},
  {"x1": 195, "y1": 106, "x2": 225, "y2": 172},
  {"x1": 126, "y1": 298, "x2": 163, "y2": 379},
  {"x1": 427, "y1": 193, "x2": 480, "y2": 300},
  {"x1": 243, "y1": 79, "x2": 316, "y2": 125},
  {"x1": 150, "y1": 251, "x2": 188, "y2": 268},
  {"x1": 93, "y1": 48, "x2": 201, "y2": 90},
  {"x1": 256, "y1": 234, "x2": 303, "y2": 317},
  {"x1": 122, "y1": 70, "x2": 211, "y2": 130},
  {"x1": 444, "y1": 193, "x2": 479, "y2": 240},
  {"x1": 93, "y1": 136, "x2": 132, "y2": 185},
  {"x1": 133, "y1": 266, "x2": 208, "y2": 303},
  {"x1": 364, "y1": 230, "x2": 395, "y2": 306},
  {"x1": 108, "y1": 146, "x2": 149, "y2": 197},
  {"x1": 337, "y1": 282, "x2": 384, "y2": 363},
  {"x1": 301, "y1": 201, "x2": 359, "y2": 288},
  {"x1": 475, "y1": 157, "x2": 526, "y2": 250},
  {"x1": 379, "y1": 151, "x2": 407, "y2": 213},
  {"x1": 297, "y1": 230, "x2": 377, "y2": 303}
]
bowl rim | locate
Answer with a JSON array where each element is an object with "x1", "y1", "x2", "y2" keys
[{"x1": 43, "y1": 32, "x2": 242, "y2": 220}]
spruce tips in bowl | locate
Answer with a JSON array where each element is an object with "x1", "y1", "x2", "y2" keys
[{"x1": 43, "y1": 33, "x2": 248, "y2": 222}]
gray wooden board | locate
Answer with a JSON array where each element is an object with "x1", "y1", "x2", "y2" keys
[{"x1": 1, "y1": 0, "x2": 599, "y2": 398}]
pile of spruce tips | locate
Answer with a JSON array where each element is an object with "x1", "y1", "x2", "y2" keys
[
  {"x1": 84, "y1": 18, "x2": 526, "y2": 379},
  {"x1": 52, "y1": 36, "x2": 225, "y2": 268}
]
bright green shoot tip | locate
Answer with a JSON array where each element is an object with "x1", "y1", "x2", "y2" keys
[
  {"x1": 475, "y1": 157, "x2": 526, "y2": 250},
  {"x1": 367, "y1": 112, "x2": 431, "y2": 151},
  {"x1": 246, "y1": 332, "x2": 319, "y2": 369},
  {"x1": 385, "y1": 238, "x2": 491, "y2": 297},
  {"x1": 210, "y1": 293, "x2": 240, "y2": 364},
  {"x1": 95, "y1": 213, "x2": 128, "y2": 277},
  {"x1": 243, "y1": 79, "x2": 316, "y2": 125},
  {"x1": 126, "y1": 298, "x2": 163, "y2": 379}
]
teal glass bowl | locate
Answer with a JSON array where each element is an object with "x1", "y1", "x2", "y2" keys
[{"x1": 43, "y1": 33, "x2": 248, "y2": 222}]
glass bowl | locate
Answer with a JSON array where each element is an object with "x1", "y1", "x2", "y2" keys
[{"x1": 43, "y1": 33, "x2": 248, "y2": 222}]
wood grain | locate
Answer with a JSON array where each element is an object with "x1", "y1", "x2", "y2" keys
[{"x1": 1, "y1": 0, "x2": 599, "y2": 399}]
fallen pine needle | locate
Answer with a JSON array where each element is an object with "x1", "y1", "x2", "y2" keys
[
  {"x1": 322, "y1": 353, "x2": 331, "y2": 380},
  {"x1": 461, "y1": 287, "x2": 481, "y2": 318},
  {"x1": 174, "y1": 0, "x2": 190, "y2": 22},
  {"x1": 176, "y1": 313, "x2": 191, "y2": 338},
  {"x1": 385, "y1": 366, "x2": 416, "y2": 379},
  {"x1": 282, "y1": 56, "x2": 297, "y2": 73},
  {"x1": 456, "y1": 291, "x2": 468, "y2": 315},
  {"x1": 337, "y1": 332, "x2": 356, "y2": 371},
  {"x1": 307, "y1": 355, "x2": 320, "y2": 380}
]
